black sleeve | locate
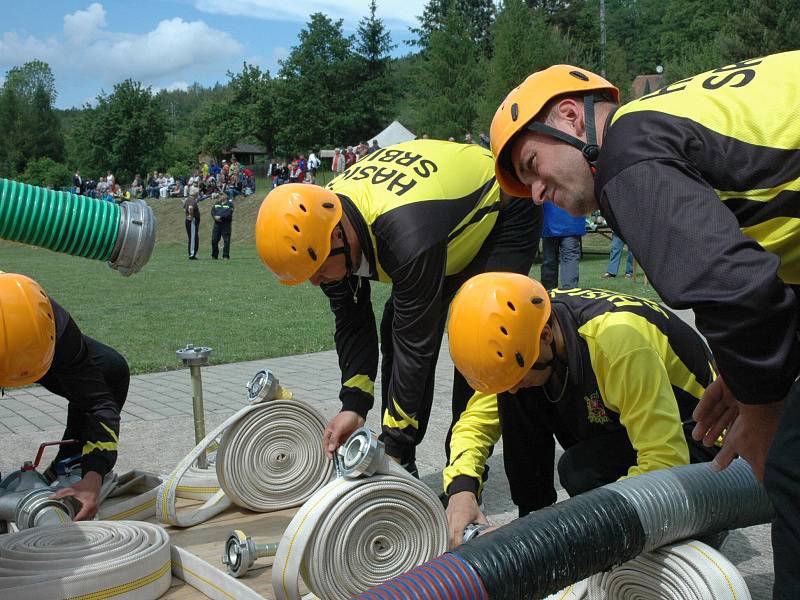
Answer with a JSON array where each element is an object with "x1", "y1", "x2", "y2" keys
[
  {"x1": 321, "y1": 276, "x2": 379, "y2": 418},
  {"x1": 380, "y1": 240, "x2": 448, "y2": 458},
  {"x1": 600, "y1": 160, "x2": 800, "y2": 405},
  {"x1": 38, "y1": 309, "x2": 127, "y2": 477}
]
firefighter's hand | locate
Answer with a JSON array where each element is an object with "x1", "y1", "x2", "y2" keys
[
  {"x1": 711, "y1": 401, "x2": 783, "y2": 482},
  {"x1": 692, "y1": 376, "x2": 739, "y2": 447},
  {"x1": 50, "y1": 471, "x2": 102, "y2": 521},
  {"x1": 323, "y1": 411, "x2": 365, "y2": 459},
  {"x1": 446, "y1": 491, "x2": 489, "y2": 550}
]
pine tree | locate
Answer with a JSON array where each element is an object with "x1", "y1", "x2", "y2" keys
[{"x1": 354, "y1": 1, "x2": 396, "y2": 139}]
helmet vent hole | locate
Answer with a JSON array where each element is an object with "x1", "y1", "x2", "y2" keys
[
  {"x1": 497, "y1": 351, "x2": 503, "y2": 358},
  {"x1": 570, "y1": 70, "x2": 590, "y2": 81},
  {"x1": 291, "y1": 245, "x2": 297, "y2": 252},
  {"x1": 515, "y1": 352, "x2": 525, "y2": 367},
  {"x1": 532, "y1": 297, "x2": 543, "y2": 305},
  {"x1": 322, "y1": 202, "x2": 335, "y2": 209},
  {"x1": 293, "y1": 225, "x2": 300, "y2": 232},
  {"x1": 299, "y1": 203, "x2": 307, "y2": 213},
  {"x1": 500, "y1": 326, "x2": 508, "y2": 336},
  {"x1": 511, "y1": 103, "x2": 519, "y2": 122},
  {"x1": 507, "y1": 301, "x2": 516, "y2": 311},
  {"x1": 308, "y1": 248, "x2": 318, "y2": 261}
]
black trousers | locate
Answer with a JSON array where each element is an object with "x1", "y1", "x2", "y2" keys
[
  {"x1": 186, "y1": 217, "x2": 199, "y2": 258},
  {"x1": 37, "y1": 316, "x2": 129, "y2": 475},
  {"x1": 379, "y1": 198, "x2": 542, "y2": 466},
  {"x1": 764, "y1": 378, "x2": 800, "y2": 599},
  {"x1": 211, "y1": 220, "x2": 232, "y2": 258}
]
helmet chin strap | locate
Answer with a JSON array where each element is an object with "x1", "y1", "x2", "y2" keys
[
  {"x1": 531, "y1": 340, "x2": 559, "y2": 371},
  {"x1": 328, "y1": 222, "x2": 353, "y2": 275},
  {"x1": 525, "y1": 94, "x2": 600, "y2": 175}
]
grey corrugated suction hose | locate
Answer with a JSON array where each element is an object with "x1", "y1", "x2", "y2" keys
[
  {"x1": 0, "y1": 178, "x2": 155, "y2": 276},
  {"x1": 356, "y1": 459, "x2": 773, "y2": 600}
]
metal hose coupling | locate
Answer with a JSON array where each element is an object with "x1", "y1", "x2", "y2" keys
[
  {"x1": 334, "y1": 426, "x2": 385, "y2": 478},
  {"x1": 221, "y1": 529, "x2": 279, "y2": 578},
  {"x1": 0, "y1": 487, "x2": 80, "y2": 529},
  {"x1": 108, "y1": 199, "x2": 156, "y2": 276}
]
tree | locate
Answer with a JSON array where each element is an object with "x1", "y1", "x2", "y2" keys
[
  {"x1": 353, "y1": 0, "x2": 396, "y2": 139},
  {"x1": 227, "y1": 63, "x2": 276, "y2": 155},
  {"x1": 74, "y1": 80, "x2": 167, "y2": 182},
  {"x1": 0, "y1": 61, "x2": 65, "y2": 176},
  {"x1": 413, "y1": 8, "x2": 482, "y2": 139},
  {"x1": 721, "y1": 0, "x2": 800, "y2": 59},
  {"x1": 477, "y1": 0, "x2": 586, "y2": 130},
  {"x1": 412, "y1": 0, "x2": 496, "y2": 57},
  {"x1": 19, "y1": 157, "x2": 71, "y2": 189},
  {"x1": 274, "y1": 13, "x2": 361, "y2": 155}
]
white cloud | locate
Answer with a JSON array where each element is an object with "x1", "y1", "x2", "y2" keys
[
  {"x1": 193, "y1": 0, "x2": 428, "y2": 26},
  {"x1": 163, "y1": 81, "x2": 190, "y2": 92},
  {"x1": 63, "y1": 2, "x2": 107, "y2": 43},
  {"x1": 0, "y1": 4, "x2": 243, "y2": 105}
]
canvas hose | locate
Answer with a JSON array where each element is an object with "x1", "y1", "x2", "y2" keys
[
  {"x1": 272, "y1": 427, "x2": 448, "y2": 600},
  {"x1": 544, "y1": 539, "x2": 750, "y2": 600},
  {"x1": 0, "y1": 520, "x2": 171, "y2": 600},
  {"x1": 157, "y1": 393, "x2": 332, "y2": 527}
]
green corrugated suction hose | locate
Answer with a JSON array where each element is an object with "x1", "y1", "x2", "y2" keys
[{"x1": 0, "y1": 178, "x2": 120, "y2": 260}]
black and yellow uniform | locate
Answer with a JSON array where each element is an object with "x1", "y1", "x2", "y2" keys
[
  {"x1": 444, "y1": 288, "x2": 717, "y2": 514},
  {"x1": 323, "y1": 139, "x2": 541, "y2": 462},
  {"x1": 594, "y1": 51, "x2": 800, "y2": 596},
  {"x1": 211, "y1": 197, "x2": 234, "y2": 259},
  {"x1": 38, "y1": 300, "x2": 129, "y2": 478}
]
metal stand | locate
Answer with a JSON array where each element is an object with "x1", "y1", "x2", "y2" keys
[{"x1": 176, "y1": 344, "x2": 213, "y2": 469}]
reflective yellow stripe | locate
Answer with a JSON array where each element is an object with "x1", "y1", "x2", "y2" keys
[
  {"x1": 175, "y1": 485, "x2": 220, "y2": 494},
  {"x1": 105, "y1": 498, "x2": 156, "y2": 521},
  {"x1": 65, "y1": 560, "x2": 170, "y2": 600},
  {"x1": 343, "y1": 374, "x2": 375, "y2": 396},
  {"x1": 383, "y1": 398, "x2": 419, "y2": 430},
  {"x1": 179, "y1": 563, "x2": 238, "y2": 600},
  {"x1": 100, "y1": 422, "x2": 119, "y2": 443},
  {"x1": 82, "y1": 440, "x2": 117, "y2": 455}
]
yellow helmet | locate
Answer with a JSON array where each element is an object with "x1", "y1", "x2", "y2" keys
[
  {"x1": 448, "y1": 272, "x2": 551, "y2": 394},
  {"x1": 491, "y1": 65, "x2": 619, "y2": 197},
  {"x1": 255, "y1": 184, "x2": 342, "y2": 285},
  {"x1": 0, "y1": 273, "x2": 56, "y2": 387}
]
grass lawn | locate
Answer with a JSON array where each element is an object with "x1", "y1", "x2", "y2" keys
[{"x1": 1, "y1": 196, "x2": 659, "y2": 374}]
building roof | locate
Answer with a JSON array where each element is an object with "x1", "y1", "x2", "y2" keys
[
  {"x1": 226, "y1": 142, "x2": 267, "y2": 154},
  {"x1": 631, "y1": 74, "x2": 665, "y2": 98}
]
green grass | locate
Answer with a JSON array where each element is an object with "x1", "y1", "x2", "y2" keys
[{"x1": 1, "y1": 198, "x2": 659, "y2": 373}]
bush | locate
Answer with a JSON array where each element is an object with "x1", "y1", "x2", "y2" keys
[{"x1": 19, "y1": 157, "x2": 72, "y2": 189}]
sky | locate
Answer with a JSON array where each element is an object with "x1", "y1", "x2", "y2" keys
[{"x1": 1, "y1": 1, "x2": 428, "y2": 109}]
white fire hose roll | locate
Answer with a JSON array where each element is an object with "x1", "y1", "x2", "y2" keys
[
  {"x1": 157, "y1": 397, "x2": 332, "y2": 527},
  {"x1": 0, "y1": 521, "x2": 171, "y2": 600},
  {"x1": 547, "y1": 539, "x2": 750, "y2": 600},
  {"x1": 273, "y1": 429, "x2": 448, "y2": 600}
]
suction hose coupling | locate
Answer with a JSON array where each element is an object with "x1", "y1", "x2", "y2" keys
[
  {"x1": 109, "y1": 199, "x2": 156, "y2": 276},
  {"x1": 0, "y1": 178, "x2": 156, "y2": 276},
  {"x1": 0, "y1": 487, "x2": 79, "y2": 529}
]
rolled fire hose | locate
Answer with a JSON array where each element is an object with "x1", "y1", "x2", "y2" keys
[
  {"x1": 157, "y1": 387, "x2": 332, "y2": 527},
  {"x1": 543, "y1": 539, "x2": 750, "y2": 600},
  {"x1": 272, "y1": 427, "x2": 448, "y2": 600},
  {"x1": 0, "y1": 521, "x2": 171, "y2": 600},
  {"x1": 0, "y1": 177, "x2": 155, "y2": 276}
]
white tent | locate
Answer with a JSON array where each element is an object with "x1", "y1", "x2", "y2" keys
[{"x1": 371, "y1": 121, "x2": 416, "y2": 148}]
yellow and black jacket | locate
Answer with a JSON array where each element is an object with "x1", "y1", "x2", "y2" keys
[
  {"x1": 444, "y1": 288, "x2": 716, "y2": 499},
  {"x1": 38, "y1": 300, "x2": 124, "y2": 477},
  {"x1": 322, "y1": 140, "x2": 509, "y2": 457},
  {"x1": 596, "y1": 50, "x2": 800, "y2": 406}
]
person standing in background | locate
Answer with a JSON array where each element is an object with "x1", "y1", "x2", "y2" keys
[{"x1": 540, "y1": 202, "x2": 585, "y2": 290}]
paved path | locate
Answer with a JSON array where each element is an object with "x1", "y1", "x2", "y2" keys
[{"x1": 0, "y1": 316, "x2": 774, "y2": 598}]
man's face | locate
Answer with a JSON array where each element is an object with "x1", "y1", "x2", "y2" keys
[
  {"x1": 510, "y1": 128, "x2": 599, "y2": 217},
  {"x1": 308, "y1": 229, "x2": 347, "y2": 286}
]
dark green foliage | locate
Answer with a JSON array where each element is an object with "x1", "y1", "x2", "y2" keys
[
  {"x1": 70, "y1": 80, "x2": 167, "y2": 183},
  {"x1": 0, "y1": 61, "x2": 65, "y2": 177},
  {"x1": 412, "y1": 8, "x2": 482, "y2": 139},
  {"x1": 412, "y1": 0, "x2": 497, "y2": 57},
  {"x1": 19, "y1": 157, "x2": 72, "y2": 189}
]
